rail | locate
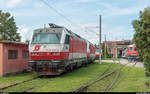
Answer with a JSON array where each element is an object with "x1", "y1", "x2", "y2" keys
[{"x1": 73, "y1": 59, "x2": 132, "y2": 92}]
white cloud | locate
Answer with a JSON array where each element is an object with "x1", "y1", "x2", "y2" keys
[
  {"x1": 1, "y1": 0, "x2": 146, "y2": 44},
  {"x1": 75, "y1": 0, "x2": 99, "y2": 3},
  {"x1": 100, "y1": 2, "x2": 113, "y2": 8},
  {"x1": 92, "y1": 2, "x2": 149, "y2": 18},
  {"x1": 17, "y1": 26, "x2": 29, "y2": 42},
  {"x1": 105, "y1": 7, "x2": 140, "y2": 17},
  {"x1": 79, "y1": 23, "x2": 134, "y2": 44},
  {"x1": 6, "y1": 0, "x2": 23, "y2": 8},
  {"x1": 102, "y1": 25, "x2": 134, "y2": 41},
  {"x1": 33, "y1": 1, "x2": 44, "y2": 8},
  {"x1": 60, "y1": 22, "x2": 132, "y2": 44},
  {"x1": 0, "y1": 0, "x2": 3, "y2": 3}
]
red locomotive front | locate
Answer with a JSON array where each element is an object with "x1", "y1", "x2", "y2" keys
[
  {"x1": 127, "y1": 44, "x2": 138, "y2": 59},
  {"x1": 28, "y1": 23, "x2": 96, "y2": 76}
]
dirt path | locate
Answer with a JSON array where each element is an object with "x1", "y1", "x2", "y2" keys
[{"x1": 102, "y1": 59, "x2": 144, "y2": 68}]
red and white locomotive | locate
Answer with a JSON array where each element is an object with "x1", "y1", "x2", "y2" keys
[
  {"x1": 127, "y1": 44, "x2": 138, "y2": 60},
  {"x1": 28, "y1": 23, "x2": 96, "y2": 75}
]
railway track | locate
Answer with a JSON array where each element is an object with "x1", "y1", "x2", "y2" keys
[
  {"x1": 0, "y1": 62, "x2": 95, "y2": 92},
  {"x1": 21, "y1": 63, "x2": 97, "y2": 92},
  {"x1": 105, "y1": 59, "x2": 121, "y2": 92},
  {"x1": 105, "y1": 60, "x2": 138, "y2": 92},
  {"x1": 73, "y1": 60, "x2": 119, "y2": 92},
  {"x1": 23, "y1": 87, "x2": 34, "y2": 92},
  {"x1": 73, "y1": 59, "x2": 134, "y2": 92},
  {"x1": 0, "y1": 59, "x2": 138, "y2": 92},
  {"x1": 0, "y1": 75, "x2": 39, "y2": 92}
]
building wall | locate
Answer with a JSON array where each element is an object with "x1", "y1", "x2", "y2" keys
[
  {"x1": 0, "y1": 44, "x2": 3, "y2": 77},
  {"x1": 113, "y1": 48, "x2": 117, "y2": 58},
  {"x1": 105, "y1": 40, "x2": 132, "y2": 58},
  {"x1": 3, "y1": 43, "x2": 29, "y2": 75}
]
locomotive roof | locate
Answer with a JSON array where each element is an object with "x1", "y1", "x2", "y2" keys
[
  {"x1": 34, "y1": 27, "x2": 63, "y2": 33},
  {"x1": 128, "y1": 44, "x2": 135, "y2": 47},
  {"x1": 34, "y1": 27, "x2": 93, "y2": 45},
  {"x1": 33, "y1": 23, "x2": 94, "y2": 46},
  {"x1": 65, "y1": 29, "x2": 87, "y2": 42}
]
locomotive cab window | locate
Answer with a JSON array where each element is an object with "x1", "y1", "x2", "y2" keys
[
  {"x1": 129, "y1": 47, "x2": 133, "y2": 51},
  {"x1": 31, "y1": 33, "x2": 61, "y2": 44},
  {"x1": 65, "y1": 35, "x2": 70, "y2": 44}
]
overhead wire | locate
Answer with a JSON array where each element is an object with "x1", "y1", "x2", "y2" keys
[
  {"x1": 40, "y1": 0, "x2": 131, "y2": 42},
  {"x1": 40, "y1": 0, "x2": 99, "y2": 36}
]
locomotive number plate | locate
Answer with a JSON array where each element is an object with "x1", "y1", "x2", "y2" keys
[{"x1": 46, "y1": 49, "x2": 59, "y2": 52}]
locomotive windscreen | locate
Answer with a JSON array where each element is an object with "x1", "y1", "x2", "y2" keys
[
  {"x1": 31, "y1": 33, "x2": 61, "y2": 44},
  {"x1": 96, "y1": 49, "x2": 99, "y2": 54}
]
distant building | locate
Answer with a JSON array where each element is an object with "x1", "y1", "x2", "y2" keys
[
  {"x1": 0, "y1": 40, "x2": 29, "y2": 77},
  {"x1": 104, "y1": 40, "x2": 132, "y2": 58}
]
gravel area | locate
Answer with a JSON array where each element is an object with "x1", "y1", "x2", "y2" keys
[{"x1": 101, "y1": 59, "x2": 144, "y2": 68}]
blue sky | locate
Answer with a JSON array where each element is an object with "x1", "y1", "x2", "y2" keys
[{"x1": 0, "y1": 0, "x2": 150, "y2": 45}]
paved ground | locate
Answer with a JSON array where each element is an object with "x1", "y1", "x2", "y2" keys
[{"x1": 101, "y1": 59, "x2": 144, "y2": 68}]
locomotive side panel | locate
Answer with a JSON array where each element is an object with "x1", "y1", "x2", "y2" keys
[
  {"x1": 28, "y1": 24, "x2": 96, "y2": 76},
  {"x1": 68, "y1": 36, "x2": 87, "y2": 67},
  {"x1": 69, "y1": 36, "x2": 87, "y2": 59},
  {"x1": 89, "y1": 44, "x2": 96, "y2": 62}
]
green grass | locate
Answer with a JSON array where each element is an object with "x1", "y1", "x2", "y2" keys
[
  {"x1": 87, "y1": 71, "x2": 118, "y2": 92},
  {"x1": 0, "y1": 61, "x2": 149, "y2": 92},
  {"x1": 87, "y1": 65, "x2": 148, "y2": 92},
  {"x1": 2, "y1": 62, "x2": 119, "y2": 92},
  {"x1": 111, "y1": 67, "x2": 148, "y2": 92},
  {"x1": 0, "y1": 72, "x2": 36, "y2": 88}
]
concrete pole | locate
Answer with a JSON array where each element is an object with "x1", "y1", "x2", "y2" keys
[
  {"x1": 105, "y1": 34, "x2": 106, "y2": 58},
  {"x1": 99, "y1": 15, "x2": 102, "y2": 64}
]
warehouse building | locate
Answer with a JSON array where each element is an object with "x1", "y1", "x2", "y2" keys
[
  {"x1": 0, "y1": 40, "x2": 29, "y2": 77},
  {"x1": 104, "y1": 40, "x2": 132, "y2": 58}
]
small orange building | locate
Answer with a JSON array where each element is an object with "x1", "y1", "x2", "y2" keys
[{"x1": 0, "y1": 40, "x2": 29, "y2": 77}]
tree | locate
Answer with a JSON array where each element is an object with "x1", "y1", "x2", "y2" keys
[
  {"x1": 101, "y1": 43, "x2": 110, "y2": 58},
  {"x1": 25, "y1": 40, "x2": 30, "y2": 44},
  {"x1": 0, "y1": 10, "x2": 21, "y2": 42},
  {"x1": 132, "y1": 7, "x2": 150, "y2": 76}
]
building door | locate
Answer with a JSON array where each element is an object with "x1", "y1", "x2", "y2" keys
[{"x1": 117, "y1": 49, "x2": 122, "y2": 58}]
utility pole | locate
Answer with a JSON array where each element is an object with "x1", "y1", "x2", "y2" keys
[
  {"x1": 99, "y1": 15, "x2": 102, "y2": 64},
  {"x1": 105, "y1": 34, "x2": 106, "y2": 58}
]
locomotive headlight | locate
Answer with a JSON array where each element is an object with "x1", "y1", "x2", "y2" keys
[
  {"x1": 132, "y1": 52, "x2": 135, "y2": 54},
  {"x1": 51, "y1": 52, "x2": 60, "y2": 55},
  {"x1": 31, "y1": 52, "x2": 34, "y2": 55},
  {"x1": 31, "y1": 52, "x2": 38, "y2": 55},
  {"x1": 52, "y1": 60, "x2": 61, "y2": 63}
]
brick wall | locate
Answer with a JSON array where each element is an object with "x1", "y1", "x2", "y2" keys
[
  {"x1": 2, "y1": 43, "x2": 29, "y2": 76},
  {"x1": 104, "y1": 40, "x2": 132, "y2": 58},
  {"x1": 0, "y1": 44, "x2": 3, "y2": 77}
]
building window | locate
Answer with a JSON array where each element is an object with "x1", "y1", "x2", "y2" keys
[
  {"x1": 22, "y1": 50, "x2": 29, "y2": 58},
  {"x1": 8, "y1": 50, "x2": 18, "y2": 59}
]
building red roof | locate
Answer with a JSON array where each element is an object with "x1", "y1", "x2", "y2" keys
[{"x1": 0, "y1": 40, "x2": 28, "y2": 45}]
